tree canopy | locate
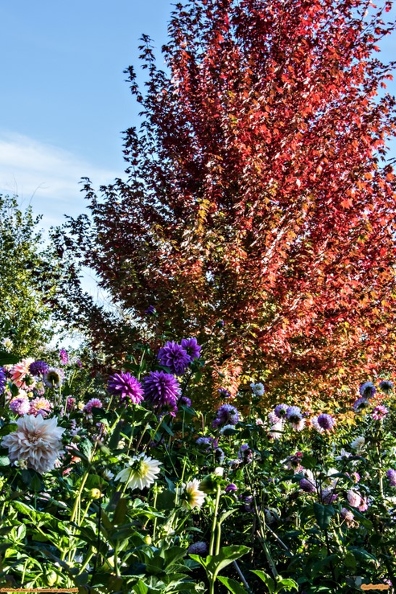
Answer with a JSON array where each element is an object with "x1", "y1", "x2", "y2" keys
[{"x1": 56, "y1": 0, "x2": 396, "y2": 405}]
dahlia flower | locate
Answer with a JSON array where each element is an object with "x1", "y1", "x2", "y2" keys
[
  {"x1": 115, "y1": 453, "x2": 161, "y2": 490},
  {"x1": 0, "y1": 367, "x2": 6, "y2": 395},
  {"x1": 274, "y1": 404, "x2": 289, "y2": 418},
  {"x1": 29, "y1": 397, "x2": 52, "y2": 417},
  {"x1": 359, "y1": 381, "x2": 376, "y2": 399},
  {"x1": 372, "y1": 405, "x2": 389, "y2": 420},
  {"x1": 387, "y1": 469, "x2": 396, "y2": 487},
  {"x1": 250, "y1": 382, "x2": 265, "y2": 396},
  {"x1": 107, "y1": 372, "x2": 144, "y2": 404},
  {"x1": 312, "y1": 413, "x2": 335, "y2": 433},
  {"x1": 212, "y1": 404, "x2": 240, "y2": 428},
  {"x1": 379, "y1": 380, "x2": 393, "y2": 394},
  {"x1": 143, "y1": 371, "x2": 180, "y2": 409},
  {"x1": 29, "y1": 360, "x2": 50, "y2": 376},
  {"x1": 1, "y1": 415, "x2": 65, "y2": 474},
  {"x1": 9, "y1": 396, "x2": 31, "y2": 415},
  {"x1": 59, "y1": 349, "x2": 69, "y2": 365},
  {"x1": 157, "y1": 341, "x2": 191, "y2": 375},
  {"x1": 10, "y1": 358, "x2": 35, "y2": 390},
  {"x1": 180, "y1": 337, "x2": 201, "y2": 360},
  {"x1": 83, "y1": 398, "x2": 103, "y2": 414},
  {"x1": 179, "y1": 479, "x2": 206, "y2": 509},
  {"x1": 43, "y1": 368, "x2": 64, "y2": 389}
]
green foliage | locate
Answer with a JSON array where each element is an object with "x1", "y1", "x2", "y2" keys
[{"x1": 0, "y1": 195, "x2": 61, "y2": 355}]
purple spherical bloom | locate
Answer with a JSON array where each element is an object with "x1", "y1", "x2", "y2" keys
[
  {"x1": 188, "y1": 541, "x2": 208, "y2": 555},
  {"x1": 0, "y1": 367, "x2": 6, "y2": 395},
  {"x1": 225, "y1": 483, "x2": 238, "y2": 493},
  {"x1": 181, "y1": 338, "x2": 201, "y2": 360},
  {"x1": 387, "y1": 469, "x2": 396, "y2": 487},
  {"x1": 9, "y1": 397, "x2": 31, "y2": 415},
  {"x1": 158, "y1": 341, "x2": 191, "y2": 375},
  {"x1": 108, "y1": 372, "x2": 144, "y2": 404},
  {"x1": 145, "y1": 305, "x2": 156, "y2": 315},
  {"x1": 352, "y1": 397, "x2": 369, "y2": 412},
  {"x1": 29, "y1": 360, "x2": 49, "y2": 377},
  {"x1": 218, "y1": 387, "x2": 232, "y2": 399},
  {"x1": 274, "y1": 404, "x2": 289, "y2": 418},
  {"x1": 300, "y1": 478, "x2": 316, "y2": 493},
  {"x1": 213, "y1": 404, "x2": 240, "y2": 428},
  {"x1": 196, "y1": 436, "x2": 213, "y2": 448},
  {"x1": 372, "y1": 405, "x2": 389, "y2": 420},
  {"x1": 286, "y1": 406, "x2": 303, "y2": 424},
  {"x1": 143, "y1": 371, "x2": 180, "y2": 409},
  {"x1": 180, "y1": 396, "x2": 192, "y2": 407},
  {"x1": 84, "y1": 398, "x2": 103, "y2": 414},
  {"x1": 379, "y1": 380, "x2": 393, "y2": 394},
  {"x1": 59, "y1": 349, "x2": 69, "y2": 365},
  {"x1": 312, "y1": 413, "x2": 335, "y2": 432},
  {"x1": 359, "y1": 381, "x2": 376, "y2": 399}
]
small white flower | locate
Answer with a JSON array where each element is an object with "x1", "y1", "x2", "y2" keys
[
  {"x1": 103, "y1": 469, "x2": 115, "y2": 480},
  {"x1": 268, "y1": 420, "x2": 284, "y2": 439},
  {"x1": 214, "y1": 467, "x2": 224, "y2": 477},
  {"x1": 350, "y1": 436, "x2": 365, "y2": 451},
  {"x1": 1, "y1": 337, "x2": 13, "y2": 352},
  {"x1": 250, "y1": 382, "x2": 265, "y2": 397},
  {"x1": 115, "y1": 454, "x2": 161, "y2": 490}
]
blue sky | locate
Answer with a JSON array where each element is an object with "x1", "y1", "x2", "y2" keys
[{"x1": 0, "y1": 0, "x2": 395, "y2": 232}]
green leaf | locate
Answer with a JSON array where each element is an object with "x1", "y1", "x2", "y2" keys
[
  {"x1": 207, "y1": 546, "x2": 250, "y2": 579},
  {"x1": 313, "y1": 503, "x2": 335, "y2": 530},
  {"x1": 251, "y1": 570, "x2": 275, "y2": 592},
  {"x1": 217, "y1": 576, "x2": 248, "y2": 593}
]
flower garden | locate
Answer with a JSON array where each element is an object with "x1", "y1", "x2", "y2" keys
[{"x1": 0, "y1": 338, "x2": 395, "y2": 593}]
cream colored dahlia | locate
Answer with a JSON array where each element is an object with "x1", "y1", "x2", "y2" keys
[
  {"x1": 1, "y1": 415, "x2": 65, "y2": 474},
  {"x1": 115, "y1": 453, "x2": 161, "y2": 490},
  {"x1": 179, "y1": 479, "x2": 206, "y2": 509}
]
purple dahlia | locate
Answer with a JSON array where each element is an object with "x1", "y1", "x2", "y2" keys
[
  {"x1": 0, "y1": 367, "x2": 6, "y2": 394},
  {"x1": 387, "y1": 469, "x2": 396, "y2": 487},
  {"x1": 181, "y1": 338, "x2": 201, "y2": 360},
  {"x1": 59, "y1": 349, "x2": 69, "y2": 365},
  {"x1": 212, "y1": 404, "x2": 240, "y2": 428},
  {"x1": 312, "y1": 413, "x2": 335, "y2": 432},
  {"x1": 359, "y1": 381, "x2": 376, "y2": 399},
  {"x1": 108, "y1": 372, "x2": 144, "y2": 404},
  {"x1": 143, "y1": 371, "x2": 180, "y2": 409},
  {"x1": 29, "y1": 360, "x2": 49, "y2": 377},
  {"x1": 157, "y1": 341, "x2": 191, "y2": 375}
]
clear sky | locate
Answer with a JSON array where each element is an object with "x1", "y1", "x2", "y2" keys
[{"x1": 0, "y1": 0, "x2": 395, "y2": 232}]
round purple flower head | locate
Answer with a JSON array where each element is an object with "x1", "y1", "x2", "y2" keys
[
  {"x1": 143, "y1": 371, "x2": 180, "y2": 408},
  {"x1": 29, "y1": 360, "x2": 49, "y2": 377},
  {"x1": 108, "y1": 372, "x2": 144, "y2": 404},
  {"x1": 84, "y1": 398, "x2": 103, "y2": 414},
  {"x1": 387, "y1": 469, "x2": 396, "y2": 487},
  {"x1": 180, "y1": 396, "x2": 192, "y2": 407},
  {"x1": 379, "y1": 380, "x2": 393, "y2": 394},
  {"x1": 225, "y1": 483, "x2": 238, "y2": 493},
  {"x1": 286, "y1": 406, "x2": 302, "y2": 424},
  {"x1": 181, "y1": 338, "x2": 201, "y2": 360},
  {"x1": 158, "y1": 341, "x2": 191, "y2": 375},
  {"x1": 312, "y1": 413, "x2": 335, "y2": 432},
  {"x1": 274, "y1": 404, "x2": 288, "y2": 418},
  {"x1": 188, "y1": 541, "x2": 208, "y2": 555},
  {"x1": 353, "y1": 396, "x2": 370, "y2": 412},
  {"x1": 212, "y1": 404, "x2": 240, "y2": 428},
  {"x1": 0, "y1": 367, "x2": 6, "y2": 395},
  {"x1": 359, "y1": 381, "x2": 376, "y2": 399},
  {"x1": 9, "y1": 397, "x2": 30, "y2": 415},
  {"x1": 59, "y1": 349, "x2": 69, "y2": 365},
  {"x1": 145, "y1": 305, "x2": 156, "y2": 315},
  {"x1": 218, "y1": 387, "x2": 232, "y2": 399}
]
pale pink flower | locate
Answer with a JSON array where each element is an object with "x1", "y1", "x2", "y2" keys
[
  {"x1": 30, "y1": 397, "x2": 52, "y2": 417},
  {"x1": 347, "y1": 490, "x2": 362, "y2": 508},
  {"x1": 10, "y1": 358, "x2": 35, "y2": 391},
  {"x1": 9, "y1": 397, "x2": 31, "y2": 415},
  {"x1": 1, "y1": 415, "x2": 65, "y2": 474}
]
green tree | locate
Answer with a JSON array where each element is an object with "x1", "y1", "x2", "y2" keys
[{"x1": 0, "y1": 195, "x2": 61, "y2": 357}]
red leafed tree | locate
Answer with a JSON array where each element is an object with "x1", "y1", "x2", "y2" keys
[{"x1": 58, "y1": 0, "x2": 396, "y2": 405}]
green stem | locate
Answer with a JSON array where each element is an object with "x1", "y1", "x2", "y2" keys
[{"x1": 209, "y1": 485, "x2": 221, "y2": 556}]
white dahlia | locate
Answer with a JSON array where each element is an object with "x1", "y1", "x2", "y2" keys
[
  {"x1": 1, "y1": 415, "x2": 65, "y2": 474},
  {"x1": 115, "y1": 453, "x2": 161, "y2": 490},
  {"x1": 179, "y1": 479, "x2": 206, "y2": 509}
]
